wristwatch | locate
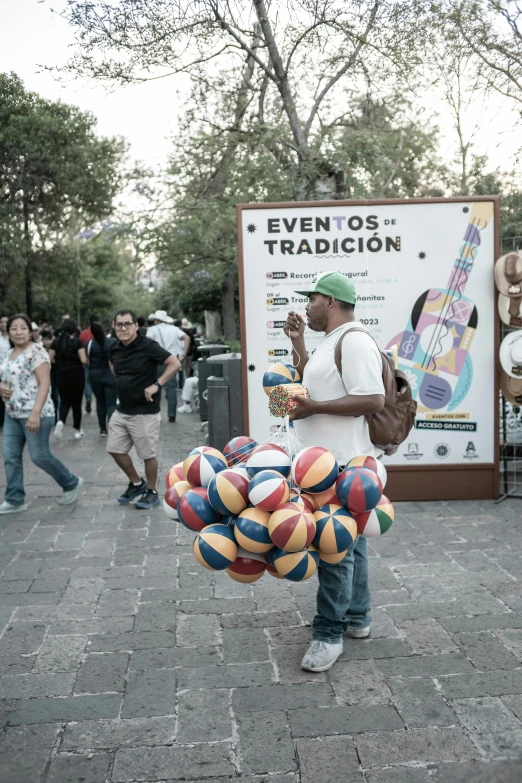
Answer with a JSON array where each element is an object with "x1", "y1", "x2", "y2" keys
[{"x1": 153, "y1": 381, "x2": 162, "y2": 389}]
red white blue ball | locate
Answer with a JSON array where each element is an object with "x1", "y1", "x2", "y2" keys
[
  {"x1": 178, "y1": 487, "x2": 220, "y2": 532},
  {"x1": 291, "y1": 446, "x2": 338, "y2": 494},
  {"x1": 246, "y1": 444, "x2": 291, "y2": 478},
  {"x1": 223, "y1": 436, "x2": 258, "y2": 467},
  {"x1": 183, "y1": 446, "x2": 228, "y2": 487},
  {"x1": 336, "y1": 467, "x2": 382, "y2": 514},
  {"x1": 248, "y1": 469, "x2": 290, "y2": 512},
  {"x1": 207, "y1": 469, "x2": 249, "y2": 516}
]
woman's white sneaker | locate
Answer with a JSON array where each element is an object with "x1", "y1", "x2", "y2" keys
[
  {"x1": 54, "y1": 421, "x2": 64, "y2": 440},
  {"x1": 301, "y1": 640, "x2": 343, "y2": 672},
  {"x1": 177, "y1": 404, "x2": 193, "y2": 413},
  {"x1": 58, "y1": 477, "x2": 84, "y2": 506},
  {"x1": 74, "y1": 429, "x2": 84, "y2": 440},
  {"x1": 0, "y1": 501, "x2": 28, "y2": 515}
]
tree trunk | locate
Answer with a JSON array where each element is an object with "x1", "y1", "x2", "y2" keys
[
  {"x1": 23, "y1": 198, "x2": 32, "y2": 318},
  {"x1": 221, "y1": 265, "x2": 237, "y2": 341},
  {"x1": 205, "y1": 310, "x2": 223, "y2": 338}
]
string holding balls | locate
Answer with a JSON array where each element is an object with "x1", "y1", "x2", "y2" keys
[
  {"x1": 178, "y1": 487, "x2": 220, "y2": 532},
  {"x1": 346, "y1": 454, "x2": 387, "y2": 490},
  {"x1": 193, "y1": 523, "x2": 238, "y2": 570},
  {"x1": 248, "y1": 470, "x2": 290, "y2": 512},
  {"x1": 162, "y1": 480, "x2": 192, "y2": 520},
  {"x1": 272, "y1": 547, "x2": 319, "y2": 582},
  {"x1": 227, "y1": 555, "x2": 266, "y2": 583},
  {"x1": 291, "y1": 446, "x2": 338, "y2": 494},
  {"x1": 263, "y1": 362, "x2": 300, "y2": 396},
  {"x1": 313, "y1": 504, "x2": 358, "y2": 554},
  {"x1": 165, "y1": 461, "x2": 186, "y2": 490},
  {"x1": 268, "y1": 384, "x2": 309, "y2": 418},
  {"x1": 268, "y1": 503, "x2": 316, "y2": 552},
  {"x1": 223, "y1": 436, "x2": 258, "y2": 467},
  {"x1": 336, "y1": 467, "x2": 382, "y2": 514},
  {"x1": 246, "y1": 444, "x2": 291, "y2": 478},
  {"x1": 355, "y1": 495, "x2": 394, "y2": 538},
  {"x1": 207, "y1": 469, "x2": 249, "y2": 516},
  {"x1": 183, "y1": 446, "x2": 228, "y2": 487},
  {"x1": 317, "y1": 549, "x2": 349, "y2": 567},
  {"x1": 235, "y1": 506, "x2": 273, "y2": 554}
]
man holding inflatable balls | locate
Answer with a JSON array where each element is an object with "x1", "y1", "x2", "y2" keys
[{"x1": 284, "y1": 271, "x2": 385, "y2": 672}]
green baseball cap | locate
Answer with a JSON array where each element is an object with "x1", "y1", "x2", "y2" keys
[{"x1": 294, "y1": 271, "x2": 357, "y2": 305}]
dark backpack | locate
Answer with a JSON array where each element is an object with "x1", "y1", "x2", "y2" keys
[{"x1": 334, "y1": 327, "x2": 417, "y2": 456}]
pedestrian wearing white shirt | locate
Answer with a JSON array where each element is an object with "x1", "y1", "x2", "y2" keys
[{"x1": 146, "y1": 311, "x2": 189, "y2": 422}]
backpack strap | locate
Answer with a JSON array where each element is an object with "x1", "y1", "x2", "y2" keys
[{"x1": 334, "y1": 326, "x2": 377, "y2": 377}]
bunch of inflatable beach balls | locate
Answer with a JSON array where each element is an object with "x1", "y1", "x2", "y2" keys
[{"x1": 163, "y1": 437, "x2": 394, "y2": 584}]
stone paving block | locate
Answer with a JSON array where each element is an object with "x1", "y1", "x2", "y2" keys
[
  {"x1": 355, "y1": 727, "x2": 478, "y2": 768},
  {"x1": 0, "y1": 579, "x2": 32, "y2": 593},
  {"x1": 87, "y1": 629, "x2": 176, "y2": 652},
  {"x1": 96, "y1": 588, "x2": 140, "y2": 617},
  {"x1": 122, "y1": 668, "x2": 177, "y2": 718},
  {"x1": 0, "y1": 672, "x2": 76, "y2": 699},
  {"x1": 179, "y1": 597, "x2": 256, "y2": 615},
  {"x1": 0, "y1": 699, "x2": 18, "y2": 728},
  {"x1": 50, "y1": 616, "x2": 135, "y2": 635},
  {"x1": 33, "y1": 634, "x2": 87, "y2": 672},
  {"x1": 46, "y1": 752, "x2": 112, "y2": 783},
  {"x1": 60, "y1": 577, "x2": 105, "y2": 604},
  {"x1": 453, "y1": 631, "x2": 520, "y2": 671},
  {"x1": 131, "y1": 645, "x2": 222, "y2": 670},
  {"x1": 177, "y1": 661, "x2": 275, "y2": 690},
  {"x1": 61, "y1": 716, "x2": 176, "y2": 749},
  {"x1": 494, "y1": 628, "x2": 522, "y2": 661},
  {"x1": 338, "y1": 637, "x2": 412, "y2": 661},
  {"x1": 74, "y1": 652, "x2": 129, "y2": 694},
  {"x1": 134, "y1": 602, "x2": 176, "y2": 632},
  {"x1": 0, "y1": 748, "x2": 51, "y2": 783},
  {"x1": 388, "y1": 677, "x2": 456, "y2": 728},
  {"x1": 238, "y1": 710, "x2": 296, "y2": 774},
  {"x1": 222, "y1": 628, "x2": 270, "y2": 664},
  {"x1": 437, "y1": 669, "x2": 522, "y2": 699},
  {"x1": 430, "y1": 760, "x2": 522, "y2": 782},
  {"x1": 177, "y1": 688, "x2": 231, "y2": 742},
  {"x1": 176, "y1": 613, "x2": 220, "y2": 647},
  {"x1": 220, "y1": 611, "x2": 303, "y2": 629},
  {"x1": 451, "y1": 696, "x2": 522, "y2": 758},
  {"x1": 502, "y1": 694, "x2": 522, "y2": 720},
  {"x1": 8, "y1": 694, "x2": 122, "y2": 725},
  {"x1": 439, "y1": 613, "x2": 522, "y2": 634},
  {"x1": 327, "y1": 659, "x2": 392, "y2": 705},
  {"x1": 112, "y1": 743, "x2": 233, "y2": 781},
  {"x1": 370, "y1": 588, "x2": 413, "y2": 607},
  {"x1": 233, "y1": 682, "x2": 335, "y2": 713},
  {"x1": 140, "y1": 585, "x2": 212, "y2": 602},
  {"x1": 0, "y1": 591, "x2": 62, "y2": 606},
  {"x1": 364, "y1": 768, "x2": 431, "y2": 783},
  {"x1": 267, "y1": 627, "x2": 312, "y2": 646},
  {"x1": 377, "y1": 652, "x2": 474, "y2": 679},
  {"x1": 0, "y1": 621, "x2": 47, "y2": 656},
  {"x1": 398, "y1": 618, "x2": 459, "y2": 655},
  {"x1": 367, "y1": 607, "x2": 400, "y2": 638},
  {"x1": 0, "y1": 652, "x2": 36, "y2": 675},
  {"x1": 14, "y1": 604, "x2": 94, "y2": 622},
  {"x1": 289, "y1": 703, "x2": 403, "y2": 737},
  {"x1": 295, "y1": 735, "x2": 363, "y2": 783}
]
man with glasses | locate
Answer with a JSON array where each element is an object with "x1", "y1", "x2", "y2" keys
[{"x1": 107, "y1": 309, "x2": 180, "y2": 509}]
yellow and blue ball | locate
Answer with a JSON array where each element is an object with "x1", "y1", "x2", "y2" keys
[
  {"x1": 183, "y1": 446, "x2": 228, "y2": 487},
  {"x1": 336, "y1": 467, "x2": 382, "y2": 514},
  {"x1": 268, "y1": 503, "x2": 316, "y2": 552},
  {"x1": 346, "y1": 454, "x2": 387, "y2": 490},
  {"x1": 194, "y1": 523, "x2": 238, "y2": 570},
  {"x1": 313, "y1": 504, "x2": 357, "y2": 554},
  {"x1": 235, "y1": 506, "x2": 273, "y2": 554},
  {"x1": 246, "y1": 444, "x2": 291, "y2": 478},
  {"x1": 291, "y1": 446, "x2": 338, "y2": 494},
  {"x1": 272, "y1": 546, "x2": 319, "y2": 582},
  {"x1": 178, "y1": 487, "x2": 220, "y2": 532},
  {"x1": 248, "y1": 469, "x2": 290, "y2": 512},
  {"x1": 263, "y1": 362, "x2": 300, "y2": 396},
  {"x1": 224, "y1": 436, "x2": 258, "y2": 467},
  {"x1": 355, "y1": 494, "x2": 394, "y2": 538},
  {"x1": 207, "y1": 469, "x2": 249, "y2": 516}
]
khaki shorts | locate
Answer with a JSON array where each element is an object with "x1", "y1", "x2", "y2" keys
[{"x1": 107, "y1": 410, "x2": 161, "y2": 460}]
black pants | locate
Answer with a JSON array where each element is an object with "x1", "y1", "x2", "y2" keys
[
  {"x1": 90, "y1": 368, "x2": 118, "y2": 431},
  {"x1": 57, "y1": 367, "x2": 85, "y2": 430}
]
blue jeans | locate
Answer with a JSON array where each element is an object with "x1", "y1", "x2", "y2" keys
[
  {"x1": 3, "y1": 415, "x2": 79, "y2": 506},
  {"x1": 84, "y1": 364, "x2": 92, "y2": 399},
  {"x1": 313, "y1": 536, "x2": 371, "y2": 643},
  {"x1": 158, "y1": 364, "x2": 178, "y2": 418},
  {"x1": 89, "y1": 368, "x2": 117, "y2": 430}
]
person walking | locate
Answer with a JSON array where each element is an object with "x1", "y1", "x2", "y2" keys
[
  {"x1": 107, "y1": 309, "x2": 180, "y2": 509},
  {"x1": 283, "y1": 271, "x2": 385, "y2": 673},
  {"x1": 0, "y1": 314, "x2": 83, "y2": 514},
  {"x1": 0, "y1": 315, "x2": 9, "y2": 429},
  {"x1": 49, "y1": 319, "x2": 88, "y2": 440},
  {"x1": 87, "y1": 321, "x2": 117, "y2": 436},
  {"x1": 79, "y1": 315, "x2": 98, "y2": 414},
  {"x1": 41, "y1": 328, "x2": 59, "y2": 423},
  {"x1": 146, "y1": 310, "x2": 189, "y2": 423}
]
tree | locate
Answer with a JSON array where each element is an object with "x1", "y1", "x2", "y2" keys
[{"x1": 0, "y1": 72, "x2": 125, "y2": 316}]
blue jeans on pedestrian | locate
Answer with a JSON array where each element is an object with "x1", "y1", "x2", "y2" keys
[
  {"x1": 158, "y1": 364, "x2": 178, "y2": 419},
  {"x1": 313, "y1": 536, "x2": 371, "y2": 643},
  {"x1": 84, "y1": 364, "x2": 92, "y2": 400},
  {"x1": 2, "y1": 415, "x2": 79, "y2": 506},
  {"x1": 89, "y1": 368, "x2": 117, "y2": 431}
]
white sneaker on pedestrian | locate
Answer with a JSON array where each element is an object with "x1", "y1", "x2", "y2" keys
[
  {"x1": 54, "y1": 421, "x2": 64, "y2": 440},
  {"x1": 58, "y1": 477, "x2": 84, "y2": 506},
  {"x1": 177, "y1": 404, "x2": 193, "y2": 413},
  {"x1": 301, "y1": 639, "x2": 343, "y2": 672},
  {"x1": 0, "y1": 501, "x2": 29, "y2": 515},
  {"x1": 74, "y1": 429, "x2": 84, "y2": 440},
  {"x1": 345, "y1": 625, "x2": 371, "y2": 638}
]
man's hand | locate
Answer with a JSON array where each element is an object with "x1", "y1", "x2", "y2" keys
[
  {"x1": 144, "y1": 384, "x2": 159, "y2": 402},
  {"x1": 283, "y1": 311, "x2": 305, "y2": 340},
  {"x1": 0, "y1": 383, "x2": 12, "y2": 401},
  {"x1": 289, "y1": 395, "x2": 317, "y2": 421}
]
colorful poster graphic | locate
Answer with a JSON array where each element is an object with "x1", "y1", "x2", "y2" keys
[{"x1": 239, "y1": 201, "x2": 496, "y2": 467}]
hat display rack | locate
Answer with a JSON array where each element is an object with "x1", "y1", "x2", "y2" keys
[{"x1": 496, "y1": 242, "x2": 522, "y2": 502}]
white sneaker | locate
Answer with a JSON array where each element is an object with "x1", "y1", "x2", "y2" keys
[
  {"x1": 58, "y1": 477, "x2": 84, "y2": 506},
  {"x1": 0, "y1": 501, "x2": 29, "y2": 515},
  {"x1": 54, "y1": 421, "x2": 64, "y2": 440},
  {"x1": 74, "y1": 429, "x2": 84, "y2": 440},
  {"x1": 301, "y1": 639, "x2": 343, "y2": 672},
  {"x1": 345, "y1": 625, "x2": 371, "y2": 638},
  {"x1": 177, "y1": 404, "x2": 193, "y2": 413}
]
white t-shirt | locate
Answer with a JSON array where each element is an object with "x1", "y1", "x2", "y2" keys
[
  {"x1": 146, "y1": 323, "x2": 186, "y2": 357},
  {"x1": 293, "y1": 322, "x2": 385, "y2": 465},
  {"x1": 0, "y1": 343, "x2": 55, "y2": 420}
]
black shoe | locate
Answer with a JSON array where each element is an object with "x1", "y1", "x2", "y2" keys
[
  {"x1": 117, "y1": 479, "x2": 146, "y2": 504},
  {"x1": 85, "y1": 399, "x2": 92, "y2": 414},
  {"x1": 135, "y1": 489, "x2": 161, "y2": 509},
  {"x1": 99, "y1": 429, "x2": 108, "y2": 437},
  {"x1": 168, "y1": 416, "x2": 176, "y2": 423}
]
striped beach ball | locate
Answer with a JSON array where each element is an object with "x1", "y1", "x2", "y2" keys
[
  {"x1": 248, "y1": 470, "x2": 290, "y2": 512},
  {"x1": 223, "y1": 436, "x2": 258, "y2": 467},
  {"x1": 183, "y1": 446, "x2": 228, "y2": 487},
  {"x1": 194, "y1": 523, "x2": 238, "y2": 570},
  {"x1": 268, "y1": 503, "x2": 316, "y2": 552},
  {"x1": 235, "y1": 506, "x2": 273, "y2": 554},
  {"x1": 346, "y1": 454, "x2": 387, "y2": 490},
  {"x1": 313, "y1": 504, "x2": 357, "y2": 554},
  {"x1": 246, "y1": 444, "x2": 291, "y2": 478},
  {"x1": 336, "y1": 467, "x2": 382, "y2": 514},
  {"x1": 272, "y1": 547, "x2": 319, "y2": 582},
  {"x1": 355, "y1": 495, "x2": 394, "y2": 538},
  {"x1": 222, "y1": 514, "x2": 238, "y2": 529},
  {"x1": 165, "y1": 461, "x2": 186, "y2": 489},
  {"x1": 178, "y1": 487, "x2": 220, "y2": 532},
  {"x1": 289, "y1": 492, "x2": 315, "y2": 514},
  {"x1": 162, "y1": 480, "x2": 192, "y2": 520},
  {"x1": 291, "y1": 446, "x2": 338, "y2": 494},
  {"x1": 264, "y1": 547, "x2": 284, "y2": 579},
  {"x1": 207, "y1": 469, "x2": 249, "y2": 516},
  {"x1": 263, "y1": 362, "x2": 300, "y2": 396},
  {"x1": 302, "y1": 486, "x2": 339, "y2": 511},
  {"x1": 227, "y1": 555, "x2": 266, "y2": 583},
  {"x1": 317, "y1": 549, "x2": 348, "y2": 567}
]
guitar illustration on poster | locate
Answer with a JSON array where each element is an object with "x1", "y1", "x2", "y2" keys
[{"x1": 386, "y1": 202, "x2": 493, "y2": 412}]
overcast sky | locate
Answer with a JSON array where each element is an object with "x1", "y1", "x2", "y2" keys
[{"x1": 1, "y1": 0, "x2": 520, "y2": 183}]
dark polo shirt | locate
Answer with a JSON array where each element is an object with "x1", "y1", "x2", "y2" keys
[{"x1": 109, "y1": 334, "x2": 171, "y2": 415}]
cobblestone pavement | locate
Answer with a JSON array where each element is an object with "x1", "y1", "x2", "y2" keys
[{"x1": 1, "y1": 404, "x2": 522, "y2": 783}]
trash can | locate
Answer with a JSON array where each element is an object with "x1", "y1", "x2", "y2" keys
[
  {"x1": 207, "y1": 354, "x2": 243, "y2": 450},
  {"x1": 197, "y1": 346, "x2": 230, "y2": 422}
]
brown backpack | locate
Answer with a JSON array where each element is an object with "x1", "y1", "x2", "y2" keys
[{"x1": 334, "y1": 327, "x2": 417, "y2": 456}]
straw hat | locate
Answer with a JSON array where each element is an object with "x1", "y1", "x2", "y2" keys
[
  {"x1": 149, "y1": 309, "x2": 174, "y2": 324},
  {"x1": 500, "y1": 371, "x2": 522, "y2": 405},
  {"x1": 181, "y1": 318, "x2": 192, "y2": 329},
  {"x1": 495, "y1": 251, "x2": 522, "y2": 327},
  {"x1": 500, "y1": 330, "x2": 522, "y2": 378}
]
